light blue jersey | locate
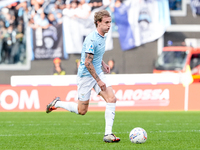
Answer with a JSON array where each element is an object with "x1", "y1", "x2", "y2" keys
[{"x1": 78, "y1": 30, "x2": 106, "y2": 77}]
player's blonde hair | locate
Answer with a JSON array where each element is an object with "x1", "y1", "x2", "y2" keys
[{"x1": 94, "y1": 10, "x2": 111, "y2": 27}]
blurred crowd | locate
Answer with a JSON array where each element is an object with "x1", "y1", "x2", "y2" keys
[
  {"x1": 26, "y1": 0, "x2": 109, "y2": 29},
  {"x1": 0, "y1": 0, "x2": 182, "y2": 65},
  {"x1": 0, "y1": 2, "x2": 26, "y2": 64},
  {"x1": 0, "y1": 0, "x2": 112, "y2": 64}
]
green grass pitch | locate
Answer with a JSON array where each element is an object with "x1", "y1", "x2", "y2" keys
[{"x1": 0, "y1": 111, "x2": 200, "y2": 150}]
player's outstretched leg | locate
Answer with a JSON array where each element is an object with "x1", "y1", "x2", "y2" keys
[
  {"x1": 103, "y1": 133, "x2": 120, "y2": 143},
  {"x1": 46, "y1": 97, "x2": 79, "y2": 114},
  {"x1": 46, "y1": 97, "x2": 60, "y2": 113}
]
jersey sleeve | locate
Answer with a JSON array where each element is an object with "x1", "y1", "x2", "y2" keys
[{"x1": 85, "y1": 40, "x2": 96, "y2": 55}]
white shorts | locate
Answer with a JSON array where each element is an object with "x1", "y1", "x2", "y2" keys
[{"x1": 77, "y1": 72, "x2": 111, "y2": 101}]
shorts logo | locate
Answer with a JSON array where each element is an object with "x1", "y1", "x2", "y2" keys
[{"x1": 81, "y1": 94, "x2": 85, "y2": 98}]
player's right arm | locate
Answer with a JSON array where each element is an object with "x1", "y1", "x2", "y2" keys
[{"x1": 85, "y1": 53, "x2": 106, "y2": 91}]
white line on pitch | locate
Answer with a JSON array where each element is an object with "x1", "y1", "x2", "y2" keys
[{"x1": 1, "y1": 130, "x2": 200, "y2": 137}]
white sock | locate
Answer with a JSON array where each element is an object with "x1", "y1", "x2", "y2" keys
[
  {"x1": 55, "y1": 101, "x2": 79, "y2": 114},
  {"x1": 105, "y1": 103, "x2": 116, "y2": 135}
]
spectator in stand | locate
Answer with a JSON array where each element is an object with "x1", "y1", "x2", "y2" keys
[
  {"x1": 70, "y1": 1, "x2": 79, "y2": 17},
  {"x1": 48, "y1": 13, "x2": 58, "y2": 25},
  {"x1": 89, "y1": 0, "x2": 103, "y2": 11},
  {"x1": 6, "y1": 3, "x2": 18, "y2": 28},
  {"x1": 10, "y1": 24, "x2": 25, "y2": 64},
  {"x1": 32, "y1": 0, "x2": 45, "y2": 6},
  {"x1": 64, "y1": 0, "x2": 91, "y2": 19},
  {"x1": 53, "y1": 57, "x2": 66, "y2": 75},
  {"x1": 28, "y1": 1, "x2": 50, "y2": 29},
  {"x1": 1, "y1": 24, "x2": 15, "y2": 64},
  {"x1": 75, "y1": 0, "x2": 91, "y2": 19},
  {"x1": 30, "y1": 10, "x2": 50, "y2": 29},
  {"x1": 55, "y1": 0, "x2": 66, "y2": 10},
  {"x1": 62, "y1": 3, "x2": 72, "y2": 17},
  {"x1": 16, "y1": 1, "x2": 27, "y2": 20},
  {"x1": 53, "y1": 10, "x2": 63, "y2": 24},
  {"x1": 32, "y1": 1, "x2": 43, "y2": 13},
  {"x1": 1, "y1": 7, "x2": 15, "y2": 28},
  {"x1": 107, "y1": 59, "x2": 119, "y2": 74},
  {"x1": 63, "y1": 0, "x2": 79, "y2": 17},
  {"x1": 43, "y1": 1, "x2": 55, "y2": 15},
  {"x1": 69, "y1": 0, "x2": 79, "y2": 4},
  {"x1": 47, "y1": 0, "x2": 63, "y2": 24}
]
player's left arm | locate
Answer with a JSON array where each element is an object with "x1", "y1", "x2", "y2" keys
[{"x1": 102, "y1": 60, "x2": 110, "y2": 74}]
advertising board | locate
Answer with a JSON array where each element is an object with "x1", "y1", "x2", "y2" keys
[{"x1": 0, "y1": 84, "x2": 185, "y2": 111}]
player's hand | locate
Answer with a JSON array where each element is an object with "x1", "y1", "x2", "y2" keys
[
  {"x1": 102, "y1": 63, "x2": 110, "y2": 74},
  {"x1": 97, "y1": 80, "x2": 106, "y2": 91}
]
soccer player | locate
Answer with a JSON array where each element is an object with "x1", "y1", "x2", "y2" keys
[{"x1": 46, "y1": 9, "x2": 120, "y2": 143}]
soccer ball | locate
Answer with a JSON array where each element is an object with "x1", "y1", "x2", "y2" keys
[{"x1": 129, "y1": 127, "x2": 147, "y2": 144}]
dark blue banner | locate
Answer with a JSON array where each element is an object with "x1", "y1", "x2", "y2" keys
[
  {"x1": 114, "y1": 3, "x2": 135, "y2": 51},
  {"x1": 32, "y1": 24, "x2": 67, "y2": 60}
]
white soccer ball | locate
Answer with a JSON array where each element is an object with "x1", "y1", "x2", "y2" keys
[{"x1": 129, "y1": 127, "x2": 147, "y2": 144}]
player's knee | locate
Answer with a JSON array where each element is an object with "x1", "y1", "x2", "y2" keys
[
  {"x1": 107, "y1": 96, "x2": 116, "y2": 103},
  {"x1": 78, "y1": 109, "x2": 88, "y2": 115}
]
